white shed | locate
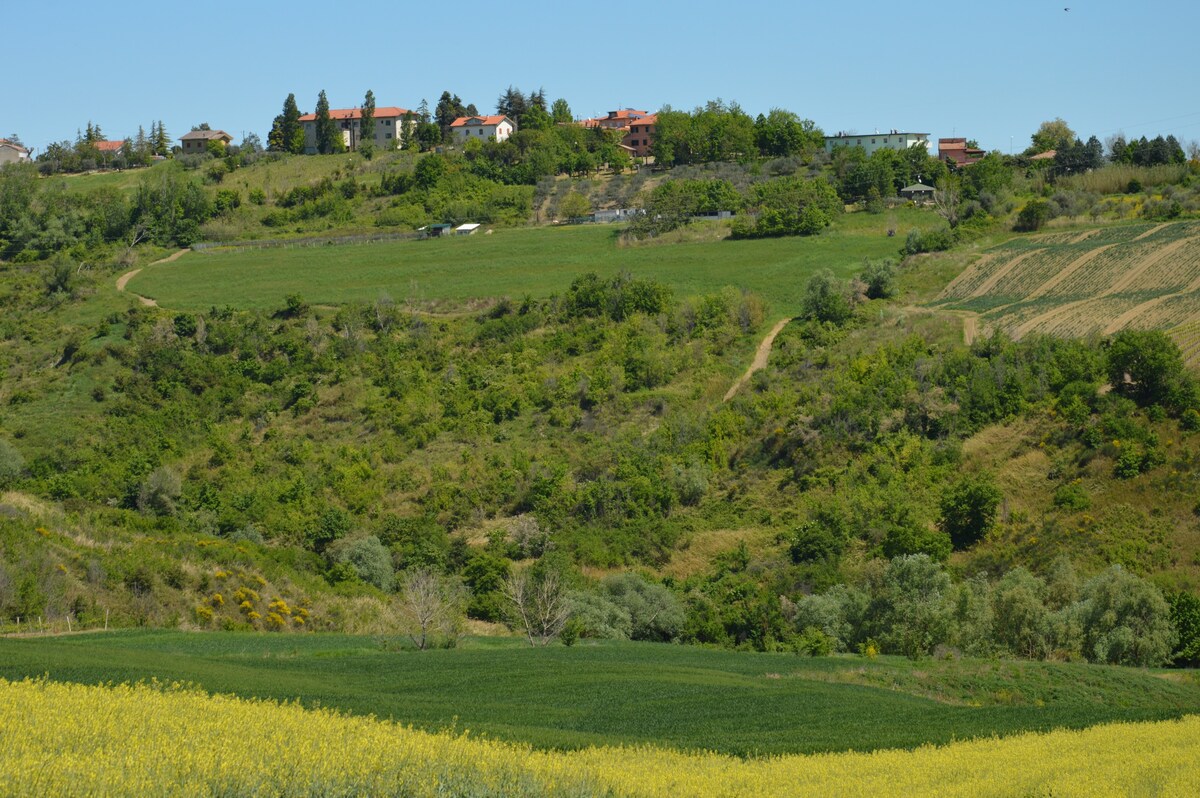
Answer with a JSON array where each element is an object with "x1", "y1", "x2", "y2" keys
[{"x1": 455, "y1": 223, "x2": 481, "y2": 236}]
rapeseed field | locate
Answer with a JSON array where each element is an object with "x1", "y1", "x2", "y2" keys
[{"x1": 3, "y1": 677, "x2": 1197, "y2": 797}]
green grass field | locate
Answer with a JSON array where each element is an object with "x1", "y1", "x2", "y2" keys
[
  {"x1": 127, "y1": 211, "x2": 935, "y2": 315},
  {"x1": 2, "y1": 631, "x2": 1197, "y2": 756}
]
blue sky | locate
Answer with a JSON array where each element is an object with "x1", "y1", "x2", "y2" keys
[{"x1": 6, "y1": 0, "x2": 1199, "y2": 156}]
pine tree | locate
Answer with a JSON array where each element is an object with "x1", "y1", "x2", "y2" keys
[
  {"x1": 269, "y1": 93, "x2": 305, "y2": 154},
  {"x1": 152, "y1": 120, "x2": 170, "y2": 157},
  {"x1": 359, "y1": 89, "x2": 376, "y2": 157},
  {"x1": 435, "y1": 92, "x2": 470, "y2": 142}
]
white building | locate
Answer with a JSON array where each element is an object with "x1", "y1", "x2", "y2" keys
[
  {"x1": 0, "y1": 138, "x2": 30, "y2": 165},
  {"x1": 824, "y1": 130, "x2": 930, "y2": 156},
  {"x1": 299, "y1": 106, "x2": 414, "y2": 154},
  {"x1": 449, "y1": 115, "x2": 515, "y2": 144}
]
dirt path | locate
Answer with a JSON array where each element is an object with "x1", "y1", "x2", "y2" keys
[
  {"x1": 115, "y1": 248, "x2": 189, "y2": 307},
  {"x1": 724, "y1": 318, "x2": 792, "y2": 402},
  {"x1": 962, "y1": 314, "x2": 979, "y2": 345}
]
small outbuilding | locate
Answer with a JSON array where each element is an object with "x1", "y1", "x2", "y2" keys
[
  {"x1": 900, "y1": 183, "x2": 935, "y2": 202},
  {"x1": 455, "y1": 223, "x2": 481, "y2": 236},
  {"x1": 419, "y1": 223, "x2": 454, "y2": 238}
]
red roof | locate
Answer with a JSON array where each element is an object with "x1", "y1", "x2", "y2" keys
[
  {"x1": 606, "y1": 109, "x2": 649, "y2": 120},
  {"x1": 450, "y1": 115, "x2": 511, "y2": 128},
  {"x1": 626, "y1": 115, "x2": 657, "y2": 128},
  {"x1": 1030, "y1": 150, "x2": 1057, "y2": 161},
  {"x1": 95, "y1": 140, "x2": 124, "y2": 153},
  {"x1": 297, "y1": 106, "x2": 411, "y2": 122},
  {"x1": 0, "y1": 138, "x2": 29, "y2": 153}
]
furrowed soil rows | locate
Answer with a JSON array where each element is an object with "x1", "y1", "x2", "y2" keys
[{"x1": 933, "y1": 221, "x2": 1200, "y2": 348}]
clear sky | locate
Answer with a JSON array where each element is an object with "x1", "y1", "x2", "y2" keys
[{"x1": 5, "y1": 0, "x2": 1199, "y2": 156}]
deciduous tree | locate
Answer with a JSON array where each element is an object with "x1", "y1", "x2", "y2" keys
[
  {"x1": 502, "y1": 567, "x2": 572, "y2": 646},
  {"x1": 394, "y1": 569, "x2": 468, "y2": 650}
]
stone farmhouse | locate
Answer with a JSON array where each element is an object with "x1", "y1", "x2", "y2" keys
[{"x1": 180, "y1": 129, "x2": 234, "y2": 155}]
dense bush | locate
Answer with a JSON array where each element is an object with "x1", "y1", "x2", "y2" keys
[
  {"x1": 788, "y1": 556, "x2": 1175, "y2": 664},
  {"x1": 1014, "y1": 200, "x2": 1051, "y2": 232},
  {"x1": 0, "y1": 440, "x2": 23, "y2": 488}
]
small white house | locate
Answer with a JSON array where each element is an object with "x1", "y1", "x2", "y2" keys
[
  {"x1": 0, "y1": 138, "x2": 31, "y2": 165},
  {"x1": 449, "y1": 115, "x2": 515, "y2": 144},
  {"x1": 455, "y1": 223, "x2": 481, "y2": 236},
  {"x1": 824, "y1": 130, "x2": 930, "y2": 156}
]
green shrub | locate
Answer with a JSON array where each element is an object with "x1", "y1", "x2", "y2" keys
[
  {"x1": 327, "y1": 535, "x2": 395, "y2": 592},
  {"x1": 600, "y1": 572, "x2": 685, "y2": 642},
  {"x1": 1052, "y1": 482, "x2": 1091, "y2": 511},
  {"x1": 788, "y1": 521, "x2": 845, "y2": 563},
  {"x1": 1014, "y1": 200, "x2": 1050, "y2": 232},
  {"x1": 860, "y1": 258, "x2": 896, "y2": 300},
  {"x1": 0, "y1": 439, "x2": 23, "y2": 488},
  {"x1": 801, "y1": 270, "x2": 853, "y2": 325},
  {"x1": 794, "y1": 625, "x2": 834, "y2": 656},
  {"x1": 137, "y1": 467, "x2": 182, "y2": 517},
  {"x1": 939, "y1": 472, "x2": 1002, "y2": 549}
]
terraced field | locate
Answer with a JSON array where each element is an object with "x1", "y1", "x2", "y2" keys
[{"x1": 934, "y1": 221, "x2": 1200, "y2": 361}]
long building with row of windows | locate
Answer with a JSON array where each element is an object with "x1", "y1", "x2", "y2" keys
[{"x1": 297, "y1": 106, "x2": 413, "y2": 154}]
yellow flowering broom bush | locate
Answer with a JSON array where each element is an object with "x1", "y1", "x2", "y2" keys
[{"x1": 2, "y1": 677, "x2": 1198, "y2": 797}]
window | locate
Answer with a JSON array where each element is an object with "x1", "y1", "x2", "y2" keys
[{"x1": 386, "y1": 133, "x2": 392, "y2": 139}]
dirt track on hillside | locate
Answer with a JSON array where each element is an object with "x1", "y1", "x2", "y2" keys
[
  {"x1": 724, "y1": 318, "x2": 792, "y2": 401},
  {"x1": 115, "y1": 249, "x2": 188, "y2": 307}
]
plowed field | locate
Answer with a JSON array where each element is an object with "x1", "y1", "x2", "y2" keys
[{"x1": 933, "y1": 221, "x2": 1200, "y2": 362}]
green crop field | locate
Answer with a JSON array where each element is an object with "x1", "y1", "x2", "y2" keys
[
  {"x1": 2, "y1": 631, "x2": 1197, "y2": 756},
  {"x1": 126, "y1": 210, "x2": 933, "y2": 315}
]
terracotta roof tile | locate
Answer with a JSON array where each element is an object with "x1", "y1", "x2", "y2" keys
[
  {"x1": 297, "y1": 106, "x2": 410, "y2": 122},
  {"x1": 450, "y1": 115, "x2": 511, "y2": 128}
]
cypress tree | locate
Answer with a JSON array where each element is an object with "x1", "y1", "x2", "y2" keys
[
  {"x1": 359, "y1": 89, "x2": 376, "y2": 157},
  {"x1": 315, "y1": 90, "x2": 337, "y2": 155}
]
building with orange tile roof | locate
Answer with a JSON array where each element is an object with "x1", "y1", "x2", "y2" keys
[
  {"x1": 298, "y1": 106, "x2": 414, "y2": 154},
  {"x1": 449, "y1": 115, "x2": 515, "y2": 144}
]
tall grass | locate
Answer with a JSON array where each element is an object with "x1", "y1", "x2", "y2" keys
[{"x1": 1060, "y1": 164, "x2": 1190, "y2": 194}]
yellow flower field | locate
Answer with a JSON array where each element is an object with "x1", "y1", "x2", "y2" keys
[{"x1": 4, "y1": 677, "x2": 1198, "y2": 797}]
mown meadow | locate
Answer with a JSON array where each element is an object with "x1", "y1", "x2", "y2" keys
[
  {"x1": 126, "y1": 210, "x2": 932, "y2": 315},
  {"x1": 1, "y1": 631, "x2": 1198, "y2": 756}
]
